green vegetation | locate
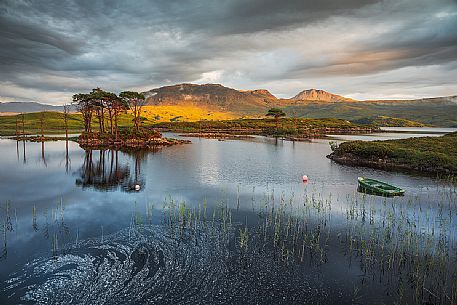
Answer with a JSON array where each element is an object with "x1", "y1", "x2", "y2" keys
[
  {"x1": 154, "y1": 117, "x2": 377, "y2": 137},
  {"x1": 119, "y1": 91, "x2": 145, "y2": 132},
  {"x1": 72, "y1": 88, "x2": 141, "y2": 137},
  {"x1": 142, "y1": 83, "x2": 457, "y2": 127},
  {"x1": 0, "y1": 112, "x2": 83, "y2": 136},
  {"x1": 0, "y1": 113, "x2": 376, "y2": 139},
  {"x1": 0, "y1": 87, "x2": 154, "y2": 139},
  {"x1": 329, "y1": 132, "x2": 457, "y2": 175},
  {"x1": 266, "y1": 107, "x2": 286, "y2": 130},
  {"x1": 70, "y1": 88, "x2": 189, "y2": 149},
  {"x1": 265, "y1": 108, "x2": 286, "y2": 119},
  {"x1": 284, "y1": 101, "x2": 457, "y2": 127},
  {"x1": 0, "y1": 111, "x2": 139, "y2": 136},
  {"x1": 352, "y1": 115, "x2": 427, "y2": 127},
  {"x1": 7, "y1": 112, "x2": 427, "y2": 139}
]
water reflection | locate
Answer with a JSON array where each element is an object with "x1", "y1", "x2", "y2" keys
[
  {"x1": 41, "y1": 141, "x2": 47, "y2": 166},
  {"x1": 22, "y1": 139, "x2": 26, "y2": 164},
  {"x1": 1, "y1": 131, "x2": 457, "y2": 304},
  {"x1": 65, "y1": 139, "x2": 71, "y2": 173},
  {"x1": 75, "y1": 149, "x2": 150, "y2": 192}
]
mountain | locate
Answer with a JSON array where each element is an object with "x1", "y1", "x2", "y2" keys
[
  {"x1": 291, "y1": 89, "x2": 355, "y2": 102},
  {"x1": 141, "y1": 84, "x2": 457, "y2": 126},
  {"x1": 0, "y1": 101, "x2": 64, "y2": 113},
  {"x1": 143, "y1": 84, "x2": 358, "y2": 112},
  {"x1": 245, "y1": 89, "x2": 278, "y2": 100},
  {"x1": 1, "y1": 84, "x2": 456, "y2": 127},
  {"x1": 143, "y1": 83, "x2": 278, "y2": 114}
]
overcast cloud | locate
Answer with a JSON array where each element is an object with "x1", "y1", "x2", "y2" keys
[{"x1": 0, "y1": 0, "x2": 456, "y2": 104}]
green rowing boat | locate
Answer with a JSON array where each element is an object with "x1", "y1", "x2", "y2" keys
[{"x1": 358, "y1": 177, "x2": 405, "y2": 196}]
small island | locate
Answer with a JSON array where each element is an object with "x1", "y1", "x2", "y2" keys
[
  {"x1": 77, "y1": 129, "x2": 189, "y2": 150},
  {"x1": 155, "y1": 114, "x2": 378, "y2": 141},
  {"x1": 327, "y1": 132, "x2": 457, "y2": 176},
  {"x1": 72, "y1": 88, "x2": 190, "y2": 150}
]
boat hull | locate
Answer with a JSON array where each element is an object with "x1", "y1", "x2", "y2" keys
[{"x1": 358, "y1": 177, "x2": 405, "y2": 197}]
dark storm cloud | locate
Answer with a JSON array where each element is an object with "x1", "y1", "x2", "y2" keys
[
  {"x1": 150, "y1": 0, "x2": 383, "y2": 34},
  {"x1": 0, "y1": 0, "x2": 456, "y2": 103},
  {"x1": 0, "y1": 15, "x2": 81, "y2": 74}
]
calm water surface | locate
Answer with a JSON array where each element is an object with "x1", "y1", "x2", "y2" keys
[{"x1": 0, "y1": 131, "x2": 456, "y2": 304}]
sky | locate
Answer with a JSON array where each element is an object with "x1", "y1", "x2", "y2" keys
[{"x1": 0, "y1": 0, "x2": 456, "y2": 105}]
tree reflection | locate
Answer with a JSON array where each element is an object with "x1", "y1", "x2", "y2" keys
[
  {"x1": 124, "y1": 150, "x2": 149, "y2": 193},
  {"x1": 76, "y1": 149, "x2": 151, "y2": 192},
  {"x1": 41, "y1": 141, "x2": 47, "y2": 167},
  {"x1": 65, "y1": 139, "x2": 71, "y2": 173}
]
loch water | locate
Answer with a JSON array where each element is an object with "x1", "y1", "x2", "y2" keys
[{"x1": 0, "y1": 129, "x2": 456, "y2": 304}]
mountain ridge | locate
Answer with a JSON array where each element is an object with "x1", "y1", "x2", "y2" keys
[
  {"x1": 144, "y1": 83, "x2": 457, "y2": 105},
  {"x1": 144, "y1": 83, "x2": 357, "y2": 105},
  {"x1": 143, "y1": 83, "x2": 278, "y2": 114},
  {"x1": 1, "y1": 84, "x2": 456, "y2": 126},
  {"x1": 291, "y1": 88, "x2": 355, "y2": 102}
]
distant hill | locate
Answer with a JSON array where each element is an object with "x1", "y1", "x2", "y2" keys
[
  {"x1": 143, "y1": 83, "x2": 278, "y2": 114},
  {"x1": 1, "y1": 84, "x2": 456, "y2": 127},
  {"x1": 0, "y1": 102, "x2": 65, "y2": 113},
  {"x1": 291, "y1": 89, "x2": 355, "y2": 102},
  {"x1": 283, "y1": 96, "x2": 457, "y2": 127},
  {"x1": 142, "y1": 83, "x2": 457, "y2": 126},
  {"x1": 362, "y1": 96, "x2": 457, "y2": 105}
]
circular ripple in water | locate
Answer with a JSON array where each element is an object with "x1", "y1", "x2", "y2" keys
[{"x1": 4, "y1": 225, "x2": 337, "y2": 305}]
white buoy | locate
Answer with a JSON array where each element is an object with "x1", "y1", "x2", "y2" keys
[
  {"x1": 302, "y1": 175, "x2": 308, "y2": 182},
  {"x1": 134, "y1": 184, "x2": 141, "y2": 191}
]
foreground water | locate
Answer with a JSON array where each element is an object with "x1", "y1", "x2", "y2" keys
[{"x1": 0, "y1": 131, "x2": 456, "y2": 304}]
